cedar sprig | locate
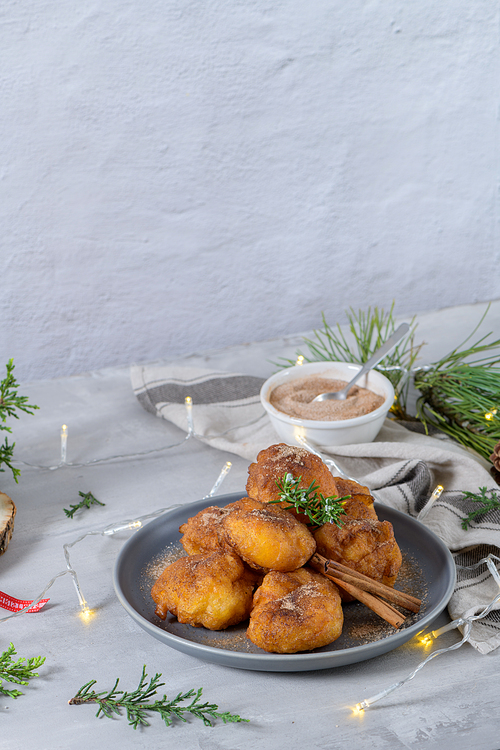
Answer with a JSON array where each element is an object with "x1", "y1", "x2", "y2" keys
[
  {"x1": 0, "y1": 643, "x2": 46, "y2": 699},
  {"x1": 461, "y1": 487, "x2": 500, "y2": 530},
  {"x1": 275, "y1": 303, "x2": 422, "y2": 419},
  {"x1": 64, "y1": 491, "x2": 105, "y2": 518},
  {"x1": 271, "y1": 473, "x2": 348, "y2": 527},
  {"x1": 0, "y1": 359, "x2": 39, "y2": 482},
  {"x1": 69, "y1": 666, "x2": 248, "y2": 729}
]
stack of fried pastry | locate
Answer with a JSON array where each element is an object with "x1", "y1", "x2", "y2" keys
[{"x1": 151, "y1": 443, "x2": 407, "y2": 653}]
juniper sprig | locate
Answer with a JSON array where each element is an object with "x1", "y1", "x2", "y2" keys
[
  {"x1": 0, "y1": 359, "x2": 39, "y2": 482},
  {"x1": 64, "y1": 491, "x2": 105, "y2": 518},
  {"x1": 0, "y1": 643, "x2": 46, "y2": 699},
  {"x1": 69, "y1": 666, "x2": 248, "y2": 729},
  {"x1": 460, "y1": 487, "x2": 500, "y2": 530}
]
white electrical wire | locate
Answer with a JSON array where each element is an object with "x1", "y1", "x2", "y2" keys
[
  {"x1": 355, "y1": 554, "x2": 500, "y2": 711},
  {"x1": 0, "y1": 462, "x2": 232, "y2": 623}
]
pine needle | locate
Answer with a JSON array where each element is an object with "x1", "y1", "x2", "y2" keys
[{"x1": 415, "y1": 305, "x2": 500, "y2": 461}]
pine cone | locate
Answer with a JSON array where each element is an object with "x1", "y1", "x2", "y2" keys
[{"x1": 489, "y1": 441, "x2": 500, "y2": 472}]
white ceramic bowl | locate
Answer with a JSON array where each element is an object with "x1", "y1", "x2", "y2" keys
[{"x1": 260, "y1": 361, "x2": 395, "y2": 448}]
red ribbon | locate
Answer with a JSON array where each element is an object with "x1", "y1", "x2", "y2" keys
[{"x1": 0, "y1": 590, "x2": 49, "y2": 613}]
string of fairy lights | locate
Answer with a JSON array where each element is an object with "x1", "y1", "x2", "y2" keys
[
  {"x1": 4, "y1": 396, "x2": 500, "y2": 713},
  {"x1": 297, "y1": 433, "x2": 500, "y2": 712},
  {"x1": 2, "y1": 397, "x2": 234, "y2": 623}
]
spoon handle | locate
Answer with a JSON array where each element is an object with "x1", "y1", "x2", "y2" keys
[
  {"x1": 312, "y1": 322, "x2": 411, "y2": 401},
  {"x1": 330, "y1": 323, "x2": 410, "y2": 399},
  {"x1": 354, "y1": 322, "x2": 410, "y2": 383}
]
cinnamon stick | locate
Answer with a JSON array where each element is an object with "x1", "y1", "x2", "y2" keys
[
  {"x1": 311, "y1": 553, "x2": 421, "y2": 613},
  {"x1": 326, "y1": 575, "x2": 406, "y2": 629},
  {"x1": 328, "y1": 558, "x2": 421, "y2": 608}
]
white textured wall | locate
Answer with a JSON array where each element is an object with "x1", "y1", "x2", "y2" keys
[{"x1": 2, "y1": 1, "x2": 499, "y2": 381}]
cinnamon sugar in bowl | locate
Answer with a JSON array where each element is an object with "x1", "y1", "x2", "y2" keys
[{"x1": 260, "y1": 361, "x2": 394, "y2": 448}]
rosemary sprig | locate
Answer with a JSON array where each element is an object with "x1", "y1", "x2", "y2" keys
[
  {"x1": 276, "y1": 303, "x2": 423, "y2": 418},
  {"x1": 69, "y1": 666, "x2": 248, "y2": 729},
  {"x1": 0, "y1": 359, "x2": 39, "y2": 482},
  {"x1": 0, "y1": 643, "x2": 46, "y2": 699},
  {"x1": 270, "y1": 473, "x2": 348, "y2": 527},
  {"x1": 460, "y1": 487, "x2": 500, "y2": 530},
  {"x1": 64, "y1": 490, "x2": 105, "y2": 518}
]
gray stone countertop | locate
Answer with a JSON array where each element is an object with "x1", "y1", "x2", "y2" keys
[{"x1": 2, "y1": 300, "x2": 500, "y2": 750}]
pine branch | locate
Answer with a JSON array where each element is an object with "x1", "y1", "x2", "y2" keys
[
  {"x1": 0, "y1": 643, "x2": 46, "y2": 699},
  {"x1": 461, "y1": 487, "x2": 500, "y2": 530},
  {"x1": 270, "y1": 473, "x2": 349, "y2": 527},
  {"x1": 64, "y1": 491, "x2": 105, "y2": 519},
  {"x1": 69, "y1": 666, "x2": 248, "y2": 730}
]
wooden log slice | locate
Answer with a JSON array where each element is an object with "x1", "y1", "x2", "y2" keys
[{"x1": 0, "y1": 492, "x2": 16, "y2": 555}]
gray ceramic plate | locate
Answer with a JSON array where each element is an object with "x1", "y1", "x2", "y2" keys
[{"x1": 113, "y1": 492, "x2": 456, "y2": 672}]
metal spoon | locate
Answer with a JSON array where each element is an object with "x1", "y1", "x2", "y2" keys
[{"x1": 312, "y1": 322, "x2": 410, "y2": 402}]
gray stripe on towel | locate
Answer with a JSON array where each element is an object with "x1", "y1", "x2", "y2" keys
[{"x1": 137, "y1": 374, "x2": 266, "y2": 409}]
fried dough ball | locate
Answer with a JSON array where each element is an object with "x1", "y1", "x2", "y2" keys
[
  {"x1": 334, "y1": 478, "x2": 378, "y2": 521},
  {"x1": 221, "y1": 497, "x2": 316, "y2": 572},
  {"x1": 247, "y1": 443, "x2": 339, "y2": 505},
  {"x1": 179, "y1": 504, "x2": 234, "y2": 555},
  {"x1": 247, "y1": 567, "x2": 343, "y2": 653},
  {"x1": 246, "y1": 442, "x2": 378, "y2": 526},
  {"x1": 246, "y1": 443, "x2": 341, "y2": 523},
  {"x1": 314, "y1": 518, "x2": 402, "y2": 597},
  {"x1": 151, "y1": 549, "x2": 255, "y2": 630}
]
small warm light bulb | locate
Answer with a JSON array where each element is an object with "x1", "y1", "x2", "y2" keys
[
  {"x1": 419, "y1": 633, "x2": 434, "y2": 648},
  {"x1": 185, "y1": 396, "x2": 194, "y2": 435},
  {"x1": 293, "y1": 425, "x2": 307, "y2": 442},
  {"x1": 295, "y1": 355, "x2": 305, "y2": 366},
  {"x1": 79, "y1": 604, "x2": 95, "y2": 622},
  {"x1": 485, "y1": 408, "x2": 497, "y2": 420},
  {"x1": 206, "y1": 461, "x2": 233, "y2": 498},
  {"x1": 103, "y1": 520, "x2": 143, "y2": 535},
  {"x1": 417, "y1": 485, "x2": 444, "y2": 521},
  {"x1": 60, "y1": 424, "x2": 68, "y2": 464},
  {"x1": 354, "y1": 701, "x2": 368, "y2": 713}
]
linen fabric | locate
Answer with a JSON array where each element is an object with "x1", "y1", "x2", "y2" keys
[{"x1": 131, "y1": 363, "x2": 500, "y2": 653}]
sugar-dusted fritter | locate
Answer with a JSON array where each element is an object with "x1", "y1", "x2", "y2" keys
[
  {"x1": 246, "y1": 442, "x2": 378, "y2": 525},
  {"x1": 178, "y1": 504, "x2": 233, "y2": 555},
  {"x1": 246, "y1": 443, "x2": 342, "y2": 524},
  {"x1": 333, "y1": 477, "x2": 378, "y2": 521},
  {"x1": 221, "y1": 497, "x2": 316, "y2": 572},
  {"x1": 246, "y1": 443, "x2": 339, "y2": 511},
  {"x1": 247, "y1": 567, "x2": 343, "y2": 653},
  {"x1": 314, "y1": 518, "x2": 402, "y2": 597},
  {"x1": 151, "y1": 549, "x2": 256, "y2": 630}
]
